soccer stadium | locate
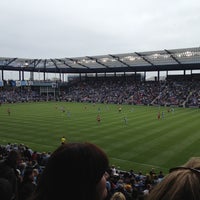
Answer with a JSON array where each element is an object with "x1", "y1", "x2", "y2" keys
[{"x1": 1, "y1": 47, "x2": 200, "y2": 199}]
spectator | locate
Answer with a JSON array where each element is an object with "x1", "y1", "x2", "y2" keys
[
  {"x1": 110, "y1": 192, "x2": 126, "y2": 200},
  {"x1": 32, "y1": 168, "x2": 39, "y2": 185},
  {"x1": 30, "y1": 142, "x2": 109, "y2": 200},
  {"x1": 147, "y1": 157, "x2": 200, "y2": 200},
  {"x1": 19, "y1": 167, "x2": 36, "y2": 200},
  {"x1": 0, "y1": 150, "x2": 21, "y2": 200}
]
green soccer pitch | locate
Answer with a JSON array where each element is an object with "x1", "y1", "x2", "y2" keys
[{"x1": 0, "y1": 102, "x2": 200, "y2": 174}]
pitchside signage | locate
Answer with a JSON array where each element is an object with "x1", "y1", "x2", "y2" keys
[
  {"x1": 1, "y1": 80, "x2": 54, "y2": 87},
  {"x1": 15, "y1": 80, "x2": 34, "y2": 87}
]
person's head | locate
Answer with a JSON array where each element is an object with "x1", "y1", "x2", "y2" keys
[
  {"x1": 23, "y1": 167, "x2": 34, "y2": 182},
  {"x1": 33, "y1": 168, "x2": 39, "y2": 177},
  {"x1": 110, "y1": 192, "x2": 126, "y2": 200},
  {"x1": 5, "y1": 150, "x2": 21, "y2": 168},
  {"x1": 147, "y1": 157, "x2": 200, "y2": 200},
  {"x1": 30, "y1": 142, "x2": 109, "y2": 200}
]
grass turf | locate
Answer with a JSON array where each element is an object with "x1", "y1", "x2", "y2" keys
[{"x1": 0, "y1": 102, "x2": 200, "y2": 174}]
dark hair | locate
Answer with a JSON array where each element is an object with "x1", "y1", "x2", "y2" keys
[
  {"x1": 31, "y1": 142, "x2": 109, "y2": 200},
  {"x1": 23, "y1": 167, "x2": 34, "y2": 182},
  {"x1": 5, "y1": 150, "x2": 21, "y2": 168}
]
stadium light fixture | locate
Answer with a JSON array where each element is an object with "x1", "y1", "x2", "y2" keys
[{"x1": 24, "y1": 61, "x2": 29, "y2": 67}]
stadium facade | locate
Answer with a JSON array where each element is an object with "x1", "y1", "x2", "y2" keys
[{"x1": 0, "y1": 47, "x2": 200, "y2": 105}]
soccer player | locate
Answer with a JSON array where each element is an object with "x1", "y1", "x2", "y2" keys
[
  {"x1": 157, "y1": 111, "x2": 160, "y2": 120},
  {"x1": 161, "y1": 111, "x2": 165, "y2": 119},
  {"x1": 97, "y1": 114, "x2": 101, "y2": 124},
  {"x1": 7, "y1": 108, "x2": 11, "y2": 116},
  {"x1": 124, "y1": 116, "x2": 128, "y2": 125},
  {"x1": 67, "y1": 110, "x2": 71, "y2": 118},
  {"x1": 97, "y1": 107, "x2": 101, "y2": 113},
  {"x1": 61, "y1": 136, "x2": 66, "y2": 145},
  {"x1": 61, "y1": 106, "x2": 65, "y2": 113}
]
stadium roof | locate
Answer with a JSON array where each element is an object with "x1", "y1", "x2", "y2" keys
[{"x1": 0, "y1": 47, "x2": 200, "y2": 74}]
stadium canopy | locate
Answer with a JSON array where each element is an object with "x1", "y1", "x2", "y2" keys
[{"x1": 0, "y1": 47, "x2": 200, "y2": 74}]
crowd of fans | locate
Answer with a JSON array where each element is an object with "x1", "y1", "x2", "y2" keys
[
  {"x1": 1, "y1": 143, "x2": 199, "y2": 200},
  {"x1": 61, "y1": 79, "x2": 162, "y2": 105},
  {"x1": 0, "y1": 143, "x2": 164, "y2": 200},
  {"x1": 0, "y1": 88, "x2": 43, "y2": 103},
  {"x1": 61, "y1": 78, "x2": 200, "y2": 107},
  {"x1": 1, "y1": 78, "x2": 200, "y2": 107}
]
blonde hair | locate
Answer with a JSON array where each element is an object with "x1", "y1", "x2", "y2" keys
[
  {"x1": 147, "y1": 157, "x2": 200, "y2": 200},
  {"x1": 110, "y1": 192, "x2": 126, "y2": 200}
]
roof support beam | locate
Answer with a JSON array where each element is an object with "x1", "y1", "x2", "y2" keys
[
  {"x1": 67, "y1": 58, "x2": 90, "y2": 69},
  {"x1": 32, "y1": 59, "x2": 42, "y2": 71},
  {"x1": 164, "y1": 49, "x2": 182, "y2": 65},
  {"x1": 56, "y1": 59, "x2": 73, "y2": 68},
  {"x1": 43, "y1": 60, "x2": 47, "y2": 81},
  {"x1": 87, "y1": 56, "x2": 110, "y2": 68},
  {"x1": 6, "y1": 58, "x2": 17, "y2": 66},
  {"x1": 109, "y1": 54, "x2": 131, "y2": 67},
  {"x1": 1, "y1": 69, "x2": 4, "y2": 80},
  {"x1": 135, "y1": 52, "x2": 155, "y2": 66},
  {"x1": 50, "y1": 59, "x2": 60, "y2": 72}
]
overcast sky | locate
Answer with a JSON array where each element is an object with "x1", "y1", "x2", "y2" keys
[{"x1": 0, "y1": 0, "x2": 200, "y2": 59}]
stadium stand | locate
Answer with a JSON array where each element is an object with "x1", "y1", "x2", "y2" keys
[
  {"x1": 1, "y1": 47, "x2": 200, "y2": 199},
  {"x1": 2, "y1": 77, "x2": 200, "y2": 108}
]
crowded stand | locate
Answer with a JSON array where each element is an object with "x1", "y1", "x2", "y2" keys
[
  {"x1": 1, "y1": 77, "x2": 200, "y2": 108},
  {"x1": 62, "y1": 77, "x2": 200, "y2": 107},
  {"x1": 2, "y1": 142, "x2": 198, "y2": 200},
  {"x1": 0, "y1": 143, "x2": 164, "y2": 200}
]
